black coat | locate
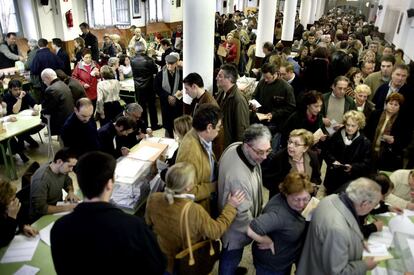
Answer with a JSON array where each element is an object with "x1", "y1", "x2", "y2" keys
[
  {"x1": 322, "y1": 129, "x2": 372, "y2": 194},
  {"x1": 51, "y1": 202, "x2": 166, "y2": 275},
  {"x1": 131, "y1": 53, "x2": 158, "y2": 91},
  {"x1": 57, "y1": 48, "x2": 72, "y2": 75},
  {"x1": 80, "y1": 32, "x2": 99, "y2": 61}
]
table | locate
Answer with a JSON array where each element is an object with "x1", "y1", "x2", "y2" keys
[
  {"x1": 119, "y1": 78, "x2": 136, "y2": 103},
  {"x1": 0, "y1": 111, "x2": 41, "y2": 179},
  {"x1": 0, "y1": 214, "x2": 61, "y2": 275}
]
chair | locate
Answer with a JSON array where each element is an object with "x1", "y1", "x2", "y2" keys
[
  {"x1": 16, "y1": 161, "x2": 40, "y2": 225},
  {"x1": 43, "y1": 114, "x2": 55, "y2": 160}
]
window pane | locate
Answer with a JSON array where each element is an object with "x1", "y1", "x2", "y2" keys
[
  {"x1": 115, "y1": 0, "x2": 129, "y2": 24},
  {"x1": 156, "y1": 0, "x2": 163, "y2": 21},
  {"x1": 92, "y1": 0, "x2": 105, "y2": 26},
  {"x1": 149, "y1": 0, "x2": 157, "y2": 22},
  {"x1": 0, "y1": 0, "x2": 19, "y2": 33}
]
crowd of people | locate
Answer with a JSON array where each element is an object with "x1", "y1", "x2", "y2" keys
[{"x1": 0, "y1": 5, "x2": 414, "y2": 275}]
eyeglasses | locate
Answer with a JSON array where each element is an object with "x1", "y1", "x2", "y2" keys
[
  {"x1": 247, "y1": 143, "x2": 272, "y2": 156},
  {"x1": 287, "y1": 139, "x2": 305, "y2": 147},
  {"x1": 290, "y1": 195, "x2": 311, "y2": 203}
]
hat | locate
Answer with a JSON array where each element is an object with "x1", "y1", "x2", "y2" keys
[{"x1": 165, "y1": 54, "x2": 178, "y2": 64}]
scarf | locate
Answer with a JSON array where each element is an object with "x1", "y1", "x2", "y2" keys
[
  {"x1": 161, "y1": 67, "x2": 180, "y2": 96},
  {"x1": 373, "y1": 111, "x2": 398, "y2": 152},
  {"x1": 341, "y1": 129, "x2": 360, "y2": 146}
]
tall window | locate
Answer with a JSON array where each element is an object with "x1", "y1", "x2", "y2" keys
[
  {"x1": 88, "y1": 0, "x2": 130, "y2": 27},
  {"x1": 148, "y1": 0, "x2": 163, "y2": 22},
  {"x1": 0, "y1": 0, "x2": 20, "y2": 35}
]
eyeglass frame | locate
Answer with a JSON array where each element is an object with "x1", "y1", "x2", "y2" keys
[
  {"x1": 287, "y1": 139, "x2": 306, "y2": 147},
  {"x1": 290, "y1": 195, "x2": 311, "y2": 203},
  {"x1": 246, "y1": 143, "x2": 272, "y2": 156}
]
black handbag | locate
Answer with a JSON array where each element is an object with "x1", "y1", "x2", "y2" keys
[{"x1": 174, "y1": 202, "x2": 221, "y2": 275}]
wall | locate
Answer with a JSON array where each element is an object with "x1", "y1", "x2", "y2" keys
[
  {"x1": 17, "y1": 0, "x2": 40, "y2": 40},
  {"x1": 163, "y1": 0, "x2": 183, "y2": 23}
]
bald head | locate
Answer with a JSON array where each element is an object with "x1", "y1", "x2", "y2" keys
[{"x1": 41, "y1": 68, "x2": 58, "y2": 86}]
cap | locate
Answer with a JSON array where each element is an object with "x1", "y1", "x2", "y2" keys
[{"x1": 165, "y1": 54, "x2": 178, "y2": 64}]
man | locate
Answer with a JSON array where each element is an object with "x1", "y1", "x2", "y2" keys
[
  {"x1": 382, "y1": 44, "x2": 394, "y2": 57},
  {"x1": 128, "y1": 27, "x2": 147, "y2": 54},
  {"x1": 296, "y1": 178, "x2": 381, "y2": 274},
  {"x1": 171, "y1": 24, "x2": 183, "y2": 51},
  {"x1": 154, "y1": 53, "x2": 183, "y2": 138},
  {"x1": 364, "y1": 55, "x2": 395, "y2": 100},
  {"x1": 79, "y1": 22, "x2": 99, "y2": 61},
  {"x1": 115, "y1": 103, "x2": 148, "y2": 149},
  {"x1": 279, "y1": 61, "x2": 305, "y2": 103},
  {"x1": 176, "y1": 104, "x2": 222, "y2": 212},
  {"x1": 183, "y1": 72, "x2": 218, "y2": 116},
  {"x1": 252, "y1": 63, "x2": 296, "y2": 143},
  {"x1": 31, "y1": 38, "x2": 63, "y2": 78},
  {"x1": 321, "y1": 76, "x2": 356, "y2": 132},
  {"x1": 386, "y1": 169, "x2": 414, "y2": 210},
  {"x1": 50, "y1": 151, "x2": 166, "y2": 275},
  {"x1": 100, "y1": 34, "x2": 117, "y2": 64},
  {"x1": 98, "y1": 116, "x2": 136, "y2": 158},
  {"x1": 55, "y1": 69, "x2": 86, "y2": 103},
  {"x1": 61, "y1": 98, "x2": 99, "y2": 157},
  {"x1": 30, "y1": 148, "x2": 79, "y2": 222},
  {"x1": 155, "y1": 39, "x2": 173, "y2": 68},
  {"x1": 131, "y1": 41, "x2": 159, "y2": 129},
  {"x1": 41, "y1": 68, "x2": 74, "y2": 136},
  {"x1": 216, "y1": 64, "x2": 250, "y2": 147},
  {"x1": 218, "y1": 124, "x2": 272, "y2": 274},
  {"x1": 52, "y1": 38, "x2": 71, "y2": 76},
  {"x1": 360, "y1": 60, "x2": 375, "y2": 79},
  {"x1": 280, "y1": 47, "x2": 300, "y2": 75},
  {"x1": 24, "y1": 39, "x2": 42, "y2": 102},
  {"x1": 0, "y1": 32, "x2": 24, "y2": 69},
  {"x1": 3, "y1": 79, "x2": 42, "y2": 148}
]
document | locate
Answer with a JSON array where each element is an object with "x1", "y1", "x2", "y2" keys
[
  {"x1": 249, "y1": 99, "x2": 262, "y2": 109},
  {"x1": 313, "y1": 128, "x2": 325, "y2": 142},
  {"x1": 363, "y1": 243, "x2": 393, "y2": 261},
  {"x1": 368, "y1": 226, "x2": 393, "y2": 248},
  {"x1": 403, "y1": 209, "x2": 414, "y2": 217},
  {"x1": 159, "y1": 138, "x2": 178, "y2": 159},
  {"x1": 301, "y1": 197, "x2": 320, "y2": 221},
  {"x1": 325, "y1": 119, "x2": 339, "y2": 136},
  {"x1": 407, "y1": 238, "x2": 414, "y2": 259},
  {"x1": 1, "y1": 235, "x2": 40, "y2": 263},
  {"x1": 13, "y1": 264, "x2": 40, "y2": 275},
  {"x1": 129, "y1": 146, "x2": 161, "y2": 161},
  {"x1": 39, "y1": 222, "x2": 54, "y2": 246},
  {"x1": 388, "y1": 215, "x2": 414, "y2": 235}
]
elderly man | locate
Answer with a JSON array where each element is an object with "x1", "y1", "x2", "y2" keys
[
  {"x1": 364, "y1": 55, "x2": 395, "y2": 100},
  {"x1": 183, "y1": 72, "x2": 218, "y2": 116},
  {"x1": 61, "y1": 98, "x2": 99, "y2": 158},
  {"x1": 30, "y1": 148, "x2": 79, "y2": 222},
  {"x1": 115, "y1": 103, "x2": 148, "y2": 149},
  {"x1": 154, "y1": 53, "x2": 183, "y2": 137},
  {"x1": 218, "y1": 124, "x2": 272, "y2": 274},
  {"x1": 321, "y1": 76, "x2": 356, "y2": 132},
  {"x1": 297, "y1": 177, "x2": 381, "y2": 274},
  {"x1": 0, "y1": 32, "x2": 24, "y2": 69},
  {"x1": 41, "y1": 68, "x2": 74, "y2": 136},
  {"x1": 216, "y1": 64, "x2": 250, "y2": 147},
  {"x1": 128, "y1": 27, "x2": 147, "y2": 54}
]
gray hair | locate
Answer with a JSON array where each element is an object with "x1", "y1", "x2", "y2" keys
[
  {"x1": 28, "y1": 39, "x2": 38, "y2": 48},
  {"x1": 125, "y1": 103, "x2": 143, "y2": 114},
  {"x1": 108, "y1": 57, "x2": 119, "y2": 67},
  {"x1": 135, "y1": 41, "x2": 146, "y2": 53},
  {"x1": 40, "y1": 68, "x2": 57, "y2": 80},
  {"x1": 346, "y1": 177, "x2": 382, "y2": 204},
  {"x1": 243, "y1": 124, "x2": 272, "y2": 144}
]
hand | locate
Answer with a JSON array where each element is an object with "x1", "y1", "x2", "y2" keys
[
  {"x1": 257, "y1": 236, "x2": 275, "y2": 255},
  {"x1": 333, "y1": 123, "x2": 343, "y2": 131},
  {"x1": 168, "y1": 95, "x2": 176, "y2": 106},
  {"x1": 93, "y1": 68, "x2": 100, "y2": 76},
  {"x1": 7, "y1": 198, "x2": 21, "y2": 219},
  {"x1": 8, "y1": 116, "x2": 17, "y2": 122},
  {"x1": 374, "y1": 220, "x2": 384, "y2": 231},
  {"x1": 249, "y1": 103, "x2": 257, "y2": 112},
  {"x1": 65, "y1": 191, "x2": 80, "y2": 203},
  {"x1": 121, "y1": 147, "x2": 130, "y2": 156},
  {"x1": 364, "y1": 256, "x2": 378, "y2": 270},
  {"x1": 23, "y1": 225, "x2": 39, "y2": 237},
  {"x1": 319, "y1": 134, "x2": 327, "y2": 142},
  {"x1": 389, "y1": 205, "x2": 404, "y2": 214},
  {"x1": 407, "y1": 202, "x2": 414, "y2": 210},
  {"x1": 322, "y1": 117, "x2": 331, "y2": 127},
  {"x1": 227, "y1": 190, "x2": 246, "y2": 208},
  {"x1": 252, "y1": 68, "x2": 259, "y2": 75},
  {"x1": 266, "y1": 113, "x2": 272, "y2": 121},
  {"x1": 18, "y1": 90, "x2": 26, "y2": 99},
  {"x1": 100, "y1": 113, "x2": 105, "y2": 120},
  {"x1": 18, "y1": 56, "x2": 25, "y2": 61},
  {"x1": 383, "y1": 135, "x2": 394, "y2": 144},
  {"x1": 146, "y1": 128, "x2": 153, "y2": 137},
  {"x1": 84, "y1": 83, "x2": 90, "y2": 89},
  {"x1": 344, "y1": 164, "x2": 352, "y2": 172},
  {"x1": 332, "y1": 160, "x2": 342, "y2": 167}
]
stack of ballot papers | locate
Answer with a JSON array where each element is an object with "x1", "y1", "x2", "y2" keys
[
  {"x1": 114, "y1": 157, "x2": 152, "y2": 184},
  {"x1": 1, "y1": 235, "x2": 40, "y2": 263},
  {"x1": 145, "y1": 137, "x2": 178, "y2": 159}
]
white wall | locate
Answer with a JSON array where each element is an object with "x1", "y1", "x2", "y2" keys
[
  {"x1": 163, "y1": 0, "x2": 183, "y2": 23},
  {"x1": 17, "y1": 0, "x2": 40, "y2": 39},
  {"x1": 35, "y1": 0, "x2": 57, "y2": 40}
]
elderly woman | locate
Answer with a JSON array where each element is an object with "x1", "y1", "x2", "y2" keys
[
  {"x1": 223, "y1": 33, "x2": 238, "y2": 64},
  {"x1": 145, "y1": 162, "x2": 245, "y2": 274},
  {"x1": 0, "y1": 179, "x2": 38, "y2": 247},
  {"x1": 72, "y1": 48, "x2": 100, "y2": 109},
  {"x1": 108, "y1": 57, "x2": 122, "y2": 80},
  {"x1": 365, "y1": 93, "x2": 410, "y2": 171},
  {"x1": 262, "y1": 129, "x2": 321, "y2": 198},
  {"x1": 354, "y1": 84, "x2": 375, "y2": 121},
  {"x1": 323, "y1": 110, "x2": 372, "y2": 194},
  {"x1": 248, "y1": 172, "x2": 313, "y2": 275},
  {"x1": 95, "y1": 65, "x2": 122, "y2": 125}
]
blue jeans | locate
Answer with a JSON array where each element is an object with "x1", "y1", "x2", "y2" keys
[
  {"x1": 255, "y1": 265, "x2": 290, "y2": 275},
  {"x1": 218, "y1": 246, "x2": 244, "y2": 275}
]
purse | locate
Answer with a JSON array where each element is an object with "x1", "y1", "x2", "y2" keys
[{"x1": 174, "y1": 202, "x2": 222, "y2": 275}]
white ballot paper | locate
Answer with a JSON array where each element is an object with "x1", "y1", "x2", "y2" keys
[
  {"x1": 39, "y1": 222, "x2": 54, "y2": 246},
  {"x1": 1, "y1": 235, "x2": 40, "y2": 263},
  {"x1": 13, "y1": 264, "x2": 40, "y2": 275}
]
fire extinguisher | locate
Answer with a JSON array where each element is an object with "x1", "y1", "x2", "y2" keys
[{"x1": 65, "y1": 10, "x2": 73, "y2": 28}]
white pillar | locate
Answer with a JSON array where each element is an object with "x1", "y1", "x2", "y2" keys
[
  {"x1": 255, "y1": 0, "x2": 277, "y2": 57},
  {"x1": 316, "y1": 0, "x2": 325, "y2": 20},
  {"x1": 309, "y1": 0, "x2": 318, "y2": 24},
  {"x1": 299, "y1": 0, "x2": 312, "y2": 28},
  {"x1": 228, "y1": 0, "x2": 234, "y2": 13},
  {"x1": 281, "y1": 0, "x2": 297, "y2": 41},
  {"x1": 183, "y1": 0, "x2": 215, "y2": 104}
]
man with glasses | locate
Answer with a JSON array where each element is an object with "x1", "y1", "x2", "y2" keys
[
  {"x1": 176, "y1": 103, "x2": 222, "y2": 213},
  {"x1": 218, "y1": 124, "x2": 272, "y2": 275}
]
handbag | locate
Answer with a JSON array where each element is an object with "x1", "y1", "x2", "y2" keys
[{"x1": 174, "y1": 202, "x2": 222, "y2": 275}]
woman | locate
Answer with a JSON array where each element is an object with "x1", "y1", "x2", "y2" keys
[
  {"x1": 145, "y1": 162, "x2": 245, "y2": 274},
  {"x1": 303, "y1": 46, "x2": 331, "y2": 93},
  {"x1": 71, "y1": 37, "x2": 85, "y2": 66},
  {"x1": 248, "y1": 172, "x2": 313, "y2": 275},
  {"x1": 108, "y1": 57, "x2": 122, "y2": 80},
  {"x1": 223, "y1": 33, "x2": 237, "y2": 64},
  {"x1": 354, "y1": 84, "x2": 375, "y2": 121},
  {"x1": 95, "y1": 65, "x2": 122, "y2": 125},
  {"x1": 72, "y1": 48, "x2": 100, "y2": 109},
  {"x1": 119, "y1": 54, "x2": 132, "y2": 79},
  {"x1": 323, "y1": 110, "x2": 371, "y2": 195},
  {"x1": 0, "y1": 179, "x2": 38, "y2": 247},
  {"x1": 345, "y1": 67, "x2": 363, "y2": 92},
  {"x1": 262, "y1": 129, "x2": 321, "y2": 199},
  {"x1": 293, "y1": 46, "x2": 309, "y2": 72},
  {"x1": 365, "y1": 93, "x2": 410, "y2": 171}
]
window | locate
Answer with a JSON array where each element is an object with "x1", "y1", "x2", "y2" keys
[
  {"x1": 148, "y1": 0, "x2": 163, "y2": 22},
  {"x1": 0, "y1": 0, "x2": 20, "y2": 35},
  {"x1": 87, "y1": 0, "x2": 130, "y2": 27}
]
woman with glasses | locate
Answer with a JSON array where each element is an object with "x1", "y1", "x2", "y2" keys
[
  {"x1": 323, "y1": 110, "x2": 371, "y2": 195},
  {"x1": 247, "y1": 172, "x2": 313, "y2": 275},
  {"x1": 262, "y1": 129, "x2": 321, "y2": 198}
]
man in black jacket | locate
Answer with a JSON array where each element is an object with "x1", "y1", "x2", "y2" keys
[
  {"x1": 51, "y1": 151, "x2": 166, "y2": 275},
  {"x1": 79, "y1": 22, "x2": 99, "y2": 62},
  {"x1": 52, "y1": 38, "x2": 71, "y2": 75}
]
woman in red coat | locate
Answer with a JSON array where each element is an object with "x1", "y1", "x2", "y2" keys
[{"x1": 72, "y1": 48, "x2": 100, "y2": 109}]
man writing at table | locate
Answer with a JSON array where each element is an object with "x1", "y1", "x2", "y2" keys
[
  {"x1": 29, "y1": 148, "x2": 79, "y2": 222},
  {"x1": 3, "y1": 79, "x2": 43, "y2": 149}
]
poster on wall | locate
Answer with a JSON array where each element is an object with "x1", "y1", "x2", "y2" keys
[{"x1": 132, "y1": 0, "x2": 141, "y2": 18}]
